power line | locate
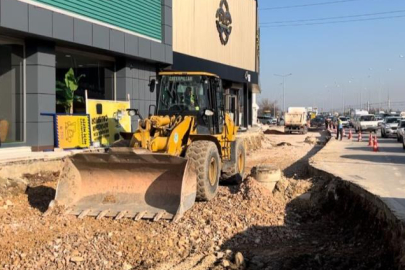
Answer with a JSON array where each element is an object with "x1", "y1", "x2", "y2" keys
[
  {"x1": 260, "y1": 10, "x2": 405, "y2": 25},
  {"x1": 261, "y1": 14, "x2": 405, "y2": 28},
  {"x1": 260, "y1": 0, "x2": 365, "y2": 11}
]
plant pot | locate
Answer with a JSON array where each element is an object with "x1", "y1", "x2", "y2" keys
[{"x1": 0, "y1": 119, "x2": 9, "y2": 143}]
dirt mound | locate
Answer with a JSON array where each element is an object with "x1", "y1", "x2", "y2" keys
[
  {"x1": 264, "y1": 129, "x2": 284, "y2": 135},
  {"x1": 22, "y1": 171, "x2": 60, "y2": 186},
  {"x1": 239, "y1": 177, "x2": 273, "y2": 200}
]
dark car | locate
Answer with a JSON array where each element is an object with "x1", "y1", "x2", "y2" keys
[{"x1": 310, "y1": 116, "x2": 325, "y2": 128}]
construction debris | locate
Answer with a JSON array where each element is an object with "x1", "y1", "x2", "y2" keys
[{"x1": 0, "y1": 128, "x2": 397, "y2": 269}]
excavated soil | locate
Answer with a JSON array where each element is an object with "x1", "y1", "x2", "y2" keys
[{"x1": 0, "y1": 128, "x2": 397, "y2": 270}]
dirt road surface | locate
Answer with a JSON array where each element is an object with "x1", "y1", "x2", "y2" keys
[{"x1": 0, "y1": 128, "x2": 396, "y2": 269}]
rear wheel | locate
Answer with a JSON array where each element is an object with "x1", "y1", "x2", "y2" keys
[
  {"x1": 221, "y1": 139, "x2": 246, "y2": 182},
  {"x1": 186, "y1": 141, "x2": 220, "y2": 201}
]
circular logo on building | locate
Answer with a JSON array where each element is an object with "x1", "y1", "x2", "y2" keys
[
  {"x1": 216, "y1": 0, "x2": 232, "y2": 46},
  {"x1": 174, "y1": 133, "x2": 179, "y2": 144}
]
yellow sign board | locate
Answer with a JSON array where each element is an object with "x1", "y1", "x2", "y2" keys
[
  {"x1": 86, "y1": 99, "x2": 131, "y2": 146},
  {"x1": 56, "y1": 115, "x2": 91, "y2": 149}
]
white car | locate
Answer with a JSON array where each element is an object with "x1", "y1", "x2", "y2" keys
[
  {"x1": 397, "y1": 119, "x2": 405, "y2": 142},
  {"x1": 354, "y1": 114, "x2": 379, "y2": 133},
  {"x1": 381, "y1": 117, "x2": 401, "y2": 138}
]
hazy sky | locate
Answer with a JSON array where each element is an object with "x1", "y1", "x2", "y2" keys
[{"x1": 259, "y1": 0, "x2": 405, "y2": 112}]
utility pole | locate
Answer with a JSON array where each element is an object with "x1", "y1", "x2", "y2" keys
[
  {"x1": 342, "y1": 86, "x2": 344, "y2": 115},
  {"x1": 324, "y1": 85, "x2": 328, "y2": 113},
  {"x1": 360, "y1": 91, "x2": 362, "y2": 110},
  {"x1": 388, "y1": 90, "x2": 391, "y2": 111},
  {"x1": 274, "y1": 73, "x2": 292, "y2": 113},
  {"x1": 386, "y1": 68, "x2": 392, "y2": 111}
]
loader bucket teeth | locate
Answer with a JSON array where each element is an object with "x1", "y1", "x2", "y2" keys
[{"x1": 53, "y1": 149, "x2": 197, "y2": 221}]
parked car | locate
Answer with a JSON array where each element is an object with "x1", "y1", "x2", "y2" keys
[
  {"x1": 353, "y1": 114, "x2": 379, "y2": 133},
  {"x1": 258, "y1": 115, "x2": 276, "y2": 125},
  {"x1": 381, "y1": 117, "x2": 401, "y2": 138},
  {"x1": 397, "y1": 119, "x2": 405, "y2": 142}
]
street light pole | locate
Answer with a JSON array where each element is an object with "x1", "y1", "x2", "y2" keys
[
  {"x1": 386, "y1": 68, "x2": 392, "y2": 111},
  {"x1": 274, "y1": 73, "x2": 292, "y2": 113},
  {"x1": 324, "y1": 85, "x2": 328, "y2": 113}
]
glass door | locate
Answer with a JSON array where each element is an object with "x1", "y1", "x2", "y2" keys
[{"x1": 0, "y1": 37, "x2": 24, "y2": 145}]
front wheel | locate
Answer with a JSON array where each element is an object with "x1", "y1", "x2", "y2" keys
[{"x1": 186, "y1": 141, "x2": 220, "y2": 201}]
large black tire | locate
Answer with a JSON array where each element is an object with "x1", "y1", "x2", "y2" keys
[
  {"x1": 221, "y1": 139, "x2": 246, "y2": 182},
  {"x1": 186, "y1": 141, "x2": 220, "y2": 201}
]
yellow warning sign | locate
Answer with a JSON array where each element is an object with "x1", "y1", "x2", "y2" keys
[
  {"x1": 56, "y1": 115, "x2": 91, "y2": 149},
  {"x1": 86, "y1": 99, "x2": 131, "y2": 146}
]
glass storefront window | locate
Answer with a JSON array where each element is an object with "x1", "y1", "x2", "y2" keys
[
  {"x1": 55, "y1": 49, "x2": 115, "y2": 114},
  {"x1": 0, "y1": 38, "x2": 24, "y2": 144}
]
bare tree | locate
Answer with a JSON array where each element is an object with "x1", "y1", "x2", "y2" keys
[{"x1": 258, "y1": 98, "x2": 280, "y2": 116}]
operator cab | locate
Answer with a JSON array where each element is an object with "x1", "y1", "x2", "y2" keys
[{"x1": 151, "y1": 72, "x2": 225, "y2": 135}]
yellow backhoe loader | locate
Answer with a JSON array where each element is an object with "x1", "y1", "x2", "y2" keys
[{"x1": 52, "y1": 72, "x2": 246, "y2": 221}]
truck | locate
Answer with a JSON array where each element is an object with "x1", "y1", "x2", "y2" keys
[{"x1": 284, "y1": 107, "x2": 308, "y2": 134}]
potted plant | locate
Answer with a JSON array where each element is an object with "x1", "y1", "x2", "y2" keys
[{"x1": 56, "y1": 68, "x2": 85, "y2": 114}]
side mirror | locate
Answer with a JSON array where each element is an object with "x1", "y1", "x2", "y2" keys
[
  {"x1": 205, "y1": 109, "x2": 214, "y2": 116},
  {"x1": 149, "y1": 79, "x2": 156, "y2": 93}
]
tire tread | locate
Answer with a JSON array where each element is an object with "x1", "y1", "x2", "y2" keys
[{"x1": 186, "y1": 141, "x2": 219, "y2": 201}]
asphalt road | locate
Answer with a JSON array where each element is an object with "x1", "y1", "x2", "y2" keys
[{"x1": 312, "y1": 127, "x2": 405, "y2": 221}]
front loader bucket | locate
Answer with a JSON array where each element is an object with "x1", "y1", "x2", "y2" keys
[{"x1": 53, "y1": 149, "x2": 197, "y2": 221}]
